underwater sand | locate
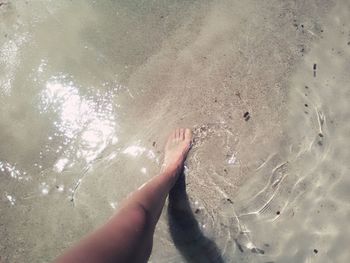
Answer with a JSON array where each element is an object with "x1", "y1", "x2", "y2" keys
[{"x1": 1, "y1": 0, "x2": 350, "y2": 262}]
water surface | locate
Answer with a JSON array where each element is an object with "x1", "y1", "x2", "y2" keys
[{"x1": 1, "y1": 0, "x2": 350, "y2": 262}]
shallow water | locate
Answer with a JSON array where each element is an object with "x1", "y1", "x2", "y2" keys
[{"x1": 1, "y1": 0, "x2": 350, "y2": 262}]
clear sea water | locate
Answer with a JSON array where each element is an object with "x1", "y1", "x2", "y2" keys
[{"x1": 1, "y1": 0, "x2": 350, "y2": 262}]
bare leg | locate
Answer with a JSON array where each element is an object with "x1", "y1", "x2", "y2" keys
[{"x1": 55, "y1": 128, "x2": 192, "y2": 263}]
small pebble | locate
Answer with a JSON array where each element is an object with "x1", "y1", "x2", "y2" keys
[
  {"x1": 313, "y1": 64, "x2": 317, "y2": 77},
  {"x1": 276, "y1": 211, "x2": 280, "y2": 215},
  {"x1": 235, "y1": 240, "x2": 244, "y2": 253},
  {"x1": 313, "y1": 249, "x2": 318, "y2": 254},
  {"x1": 226, "y1": 198, "x2": 234, "y2": 204},
  {"x1": 244, "y1": 112, "x2": 250, "y2": 121},
  {"x1": 235, "y1": 91, "x2": 241, "y2": 99},
  {"x1": 251, "y1": 247, "x2": 265, "y2": 254}
]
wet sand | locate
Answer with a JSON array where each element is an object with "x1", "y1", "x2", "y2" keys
[{"x1": 1, "y1": 0, "x2": 350, "y2": 262}]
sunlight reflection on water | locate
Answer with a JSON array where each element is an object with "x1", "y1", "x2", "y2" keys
[{"x1": 39, "y1": 75, "x2": 118, "y2": 165}]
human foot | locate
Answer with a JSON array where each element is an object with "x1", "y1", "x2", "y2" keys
[{"x1": 162, "y1": 128, "x2": 192, "y2": 175}]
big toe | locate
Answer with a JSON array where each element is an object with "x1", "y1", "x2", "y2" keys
[{"x1": 184, "y1": 128, "x2": 192, "y2": 143}]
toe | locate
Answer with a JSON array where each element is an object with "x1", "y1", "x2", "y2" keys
[
  {"x1": 180, "y1": 128, "x2": 185, "y2": 140},
  {"x1": 170, "y1": 129, "x2": 176, "y2": 141},
  {"x1": 178, "y1": 128, "x2": 183, "y2": 140},
  {"x1": 184, "y1": 128, "x2": 192, "y2": 142},
  {"x1": 173, "y1": 129, "x2": 178, "y2": 140}
]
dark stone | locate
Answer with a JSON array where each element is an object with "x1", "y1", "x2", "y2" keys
[
  {"x1": 251, "y1": 247, "x2": 265, "y2": 254},
  {"x1": 243, "y1": 111, "x2": 250, "y2": 121},
  {"x1": 314, "y1": 249, "x2": 318, "y2": 254},
  {"x1": 226, "y1": 198, "x2": 234, "y2": 204},
  {"x1": 234, "y1": 239, "x2": 244, "y2": 252},
  {"x1": 235, "y1": 91, "x2": 241, "y2": 99},
  {"x1": 276, "y1": 211, "x2": 280, "y2": 215}
]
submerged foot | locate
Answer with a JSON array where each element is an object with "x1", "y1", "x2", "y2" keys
[{"x1": 162, "y1": 128, "x2": 192, "y2": 175}]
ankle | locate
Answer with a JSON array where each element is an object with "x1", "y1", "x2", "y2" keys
[{"x1": 161, "y1": 165, "x2": 184, "y2": 181}]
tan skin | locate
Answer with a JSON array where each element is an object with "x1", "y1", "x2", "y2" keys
[{"x1": 55, "y1": 128, "x2": 192, "y2": 263}]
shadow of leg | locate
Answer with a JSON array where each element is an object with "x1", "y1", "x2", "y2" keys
[{"x1": 168, "y1": 172, "x2": 225, "y2": 263}]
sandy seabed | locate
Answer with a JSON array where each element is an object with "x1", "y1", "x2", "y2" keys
[{"x1": 1, "y1": 0, "x2": 350, "y2": 262}]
